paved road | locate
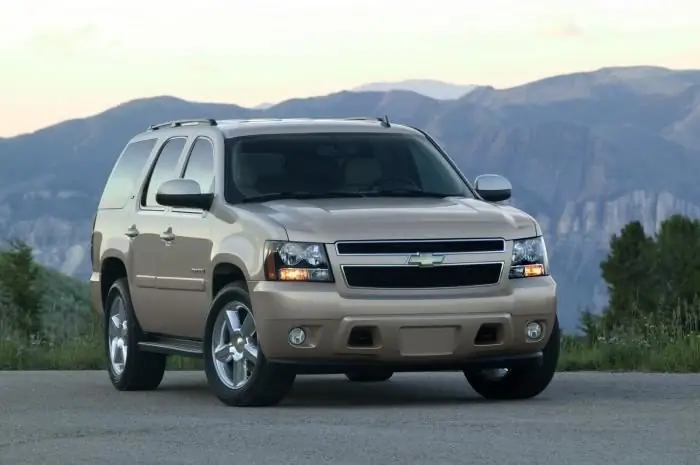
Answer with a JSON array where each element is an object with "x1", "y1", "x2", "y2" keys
[{"x1": 1, "y1": 371, "x2": 699, "y2": 465}]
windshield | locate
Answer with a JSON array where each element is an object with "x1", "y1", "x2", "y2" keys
[{"x1": 224, "y1": 132, "x2": 472, "y2": 203}]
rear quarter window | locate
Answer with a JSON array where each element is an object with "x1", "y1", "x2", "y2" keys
[{"x1": 98, "y1": 138, "x2": 157, "y2": 210}]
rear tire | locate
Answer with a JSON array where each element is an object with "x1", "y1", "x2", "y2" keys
[
  {"x1": 203, "y1": 281, "x2": 296, "y2": 407},
  {"x1": 105, "y1": 278, "x2": 166, "y2": 391},
  {"x1": 345, "y1": 369, "x2": 394, "y2": 383},
  {"x1": 464, "y1": 317, "x2": 560, "y2": 400}
]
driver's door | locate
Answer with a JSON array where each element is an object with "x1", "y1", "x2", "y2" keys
[{"x1": 155, "y1": 136, "x2": 216, "y2": 339}]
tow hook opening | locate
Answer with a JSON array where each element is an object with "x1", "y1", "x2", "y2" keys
[
  {"x1": 474, "y1": 323, "x2": 502, "y2": 345},
  {"x1": 347, "y1": 326, "x2": 377, "y2": 348}
]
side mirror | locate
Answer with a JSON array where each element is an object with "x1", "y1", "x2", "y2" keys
[
  {"x1": 474, "y1": 174, "x2": 512, "y2": 202},
  {"x1": 155, "y1": 179, "x2": 214, "y2": 210}
]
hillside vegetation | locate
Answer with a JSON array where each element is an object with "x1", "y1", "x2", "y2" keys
[{"x1": 1, "y1": 215, "x2": 699, "y2": 371}]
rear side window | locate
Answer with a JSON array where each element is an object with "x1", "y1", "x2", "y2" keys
[
  {"x1": 142, "y1": 137, "x2": 187, "y2": 208},
  {"x1": 98, "y1": 138, "x2": 157, "y2": 210},
  {"x1": 182, "y1": 137, "x2": 215, "y2": 194}
]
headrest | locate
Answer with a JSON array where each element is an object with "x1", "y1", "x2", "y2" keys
[
  {"x1": 235, "y1": 152, "x2": 285, "y2": 184},
  {"x1": 344, "y1": 157, "x2": 382, "y2": 185}
]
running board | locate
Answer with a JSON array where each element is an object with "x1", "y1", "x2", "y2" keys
[{"x1": 138, "y1": 338, "x2": 203, "y2": 358}]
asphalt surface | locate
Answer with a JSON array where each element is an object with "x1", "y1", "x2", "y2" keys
[{"x1": 1, "y1": 371, "x2": 699, "y2": 465}]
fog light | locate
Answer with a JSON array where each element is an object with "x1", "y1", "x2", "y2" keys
[
  {"x1": 525, "y1": 321, "x2": 544, "y2": 341},
  {"x1": 288, "y1": 327, "x2": 307, "y2": 346}
]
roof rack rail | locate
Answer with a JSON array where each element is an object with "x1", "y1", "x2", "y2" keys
[
  {"x1": 344, "y1": 115, "x2": 391, "y2": 128},
  {"x1": 147, "y1": 118, "x2": 218, "y2": 131}
]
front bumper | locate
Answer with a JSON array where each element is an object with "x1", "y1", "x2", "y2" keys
[{"x1": 250, "y1": 276, "x2": 557, "y2": 365}]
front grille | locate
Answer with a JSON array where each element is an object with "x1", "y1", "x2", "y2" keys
[
  {"x1": 342, "y1": 263, "x2": 503, "y2": 289},
  {"x1": 335, "y1": 239, "x2": 505, "y2": 255}
]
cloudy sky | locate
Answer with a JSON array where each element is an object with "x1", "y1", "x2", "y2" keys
[{"x1": 1, "y1": 0, "x2": 698, "y2": 136}]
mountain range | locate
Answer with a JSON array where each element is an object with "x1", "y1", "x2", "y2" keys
[
  {"x1": 350, "y1": 79, "x2": 477, "y2": 100},
  {"x1": 2, "y1": 65, "x2": 700, "y2": 330},
  {"x1": 252, "y1": 79, "x2": 477, "y2": 109}
]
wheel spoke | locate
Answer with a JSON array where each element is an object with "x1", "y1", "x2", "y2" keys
[
  {"x1": 239, "y1": 314, "x2": 255, "y2": 338},
  {"x1": 110, "y1": 315, "x2": 121, "y2": 329},
  {"x1": 119, "y1": 339, "x2": 128, "y2": 365},
  {"x1": 110, "y1": 338, "x2": 119, "y2": 362},
  {"x1": 116, "y1": 340, "x2": 124, "y2": 364},
  {"x1": 243, "y1": 343, "x2": 258, "y2": 365},
  {"x1": 232, "y1": 360, "x2": 247, "y2": 386},
  {"x1": 224, "y1": 310, "x2": 241, "y2": 333},
  {"x1": 119, "y1": 306, "x2": 128, "y2": 336},
  {"x1": 214, "y1": 343, "x2": 233, "y2": 363},
  {"x1": 116, "y1": 299, "x2": 126, "y2": 323}
]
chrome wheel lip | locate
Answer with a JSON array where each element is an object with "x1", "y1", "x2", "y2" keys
[
  {"x1": 107, "y1": 295, "x2": 129, "y2": 377},
  {"x1": 211, "y1": 301, "x2": 259, "y2": 390}
]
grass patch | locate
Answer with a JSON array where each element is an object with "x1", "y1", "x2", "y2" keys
[
  {"x1": 0, "y1": 335, "x2": 203, "y2": 371},
  {"x1": 2, "y1": 320, "x2": 699, "y2": 372},
  {"x1": 559, "y1": 333, "x2": 700, "y2": 372},
  {"x1": 0, "y1": 317, "x2": 203, "y2": 371}
]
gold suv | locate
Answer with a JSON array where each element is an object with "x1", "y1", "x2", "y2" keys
[{"x1": 90, "y1": 117, "x2": 559, "y2": 407}]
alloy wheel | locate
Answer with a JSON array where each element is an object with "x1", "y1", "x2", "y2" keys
[
  {"x1": 211, "y1": 302, "x2": 259, "y2": 390},
  {"x1": 108, "y1": 296, "x2": 129, "y2": 376}
]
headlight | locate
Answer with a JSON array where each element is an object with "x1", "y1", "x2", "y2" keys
[
  {"x1": 509, "y1": 236, "x2": 549, "y2": 279},
  {"x1": 263, "y1": 241, "x2": 334, "y2": 282}
]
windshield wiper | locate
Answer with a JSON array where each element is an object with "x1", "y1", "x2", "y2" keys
[
  {"x1": 358, "y1": 189, "x2": 460, "y2": 198},
  {"x1": 240, "y1": 191, "x2": 366, "y2": 203}
]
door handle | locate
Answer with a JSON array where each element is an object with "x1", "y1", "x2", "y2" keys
[
  {"x1": 160, "y1": 227, "x2": 175, "y2": 243},
  {"x1": 124, "y1": 225, "x2": 139, "y2": 238}
]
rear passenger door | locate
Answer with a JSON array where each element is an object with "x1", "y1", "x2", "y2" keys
[
  {"x1": 96, "y1": 138, "x2": 157, "y2": 314},
  {"x1": 156, "y1": 136, "x2": 216, "y2": 338},
  {"x1": 130, "y1": 136, "x2": 189, "y2": 334}
]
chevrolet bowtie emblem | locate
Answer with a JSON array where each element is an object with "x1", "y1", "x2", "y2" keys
[{"x1": 406, "y1": 253, "x2": 445, "y2": 267}]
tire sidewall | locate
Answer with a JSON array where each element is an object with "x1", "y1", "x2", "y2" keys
[{"x1": 465, "y1": 316, "x2": 560, "y2": 399}]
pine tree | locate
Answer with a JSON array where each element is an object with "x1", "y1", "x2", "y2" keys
[
  {"x1": 599, "y1": 221, "x2": 658, "y2": 330},
  {"x1": 0, "y1": 239, "x2": 43, "y2": 338},
  {"x1": 653, "y1": 214, "x2": 700, "y2": 329}
]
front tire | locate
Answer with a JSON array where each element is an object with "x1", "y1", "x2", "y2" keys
[
  {"x1": 464, "y1": 317, "x2": 560, "y2": 400},
  {"x1": 345, "y1": 369, "x2": 394, "y2": 383},
  {"x1": 203, "y1": 282, "x2": 296, "y2": 407},
  {"x1": 105, "y1": 278, "x2": 166, "y2": 391}
]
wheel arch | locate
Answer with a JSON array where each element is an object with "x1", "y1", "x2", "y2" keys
[
  {"x1": 211, "y1": 261, "x2": 248, "y2": 300},
  {"x1": 100, "y1": 253, "x2": 129, "y2": 312}
]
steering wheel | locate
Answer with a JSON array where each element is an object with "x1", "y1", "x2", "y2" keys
[{"x1": 367, "y1": 176, "x2": 421, "y2": 191}]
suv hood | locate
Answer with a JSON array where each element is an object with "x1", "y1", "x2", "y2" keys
[{"x1": 238, "y1": 197, "x2": 538, "y2": 243}]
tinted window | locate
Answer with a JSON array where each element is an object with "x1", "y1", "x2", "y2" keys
[
  {"x1": 142, "y1": 137, "x2": 187, "y2": 208},
  {"x1": 182, "y1": 137, "x2": 215, "y2": 194},
  {"x1": 99, "y1": 138, "x2": 157, "y2": 210},
  {"x1": 224, "y1": 133, "x2": 470, "y2": 202}
]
